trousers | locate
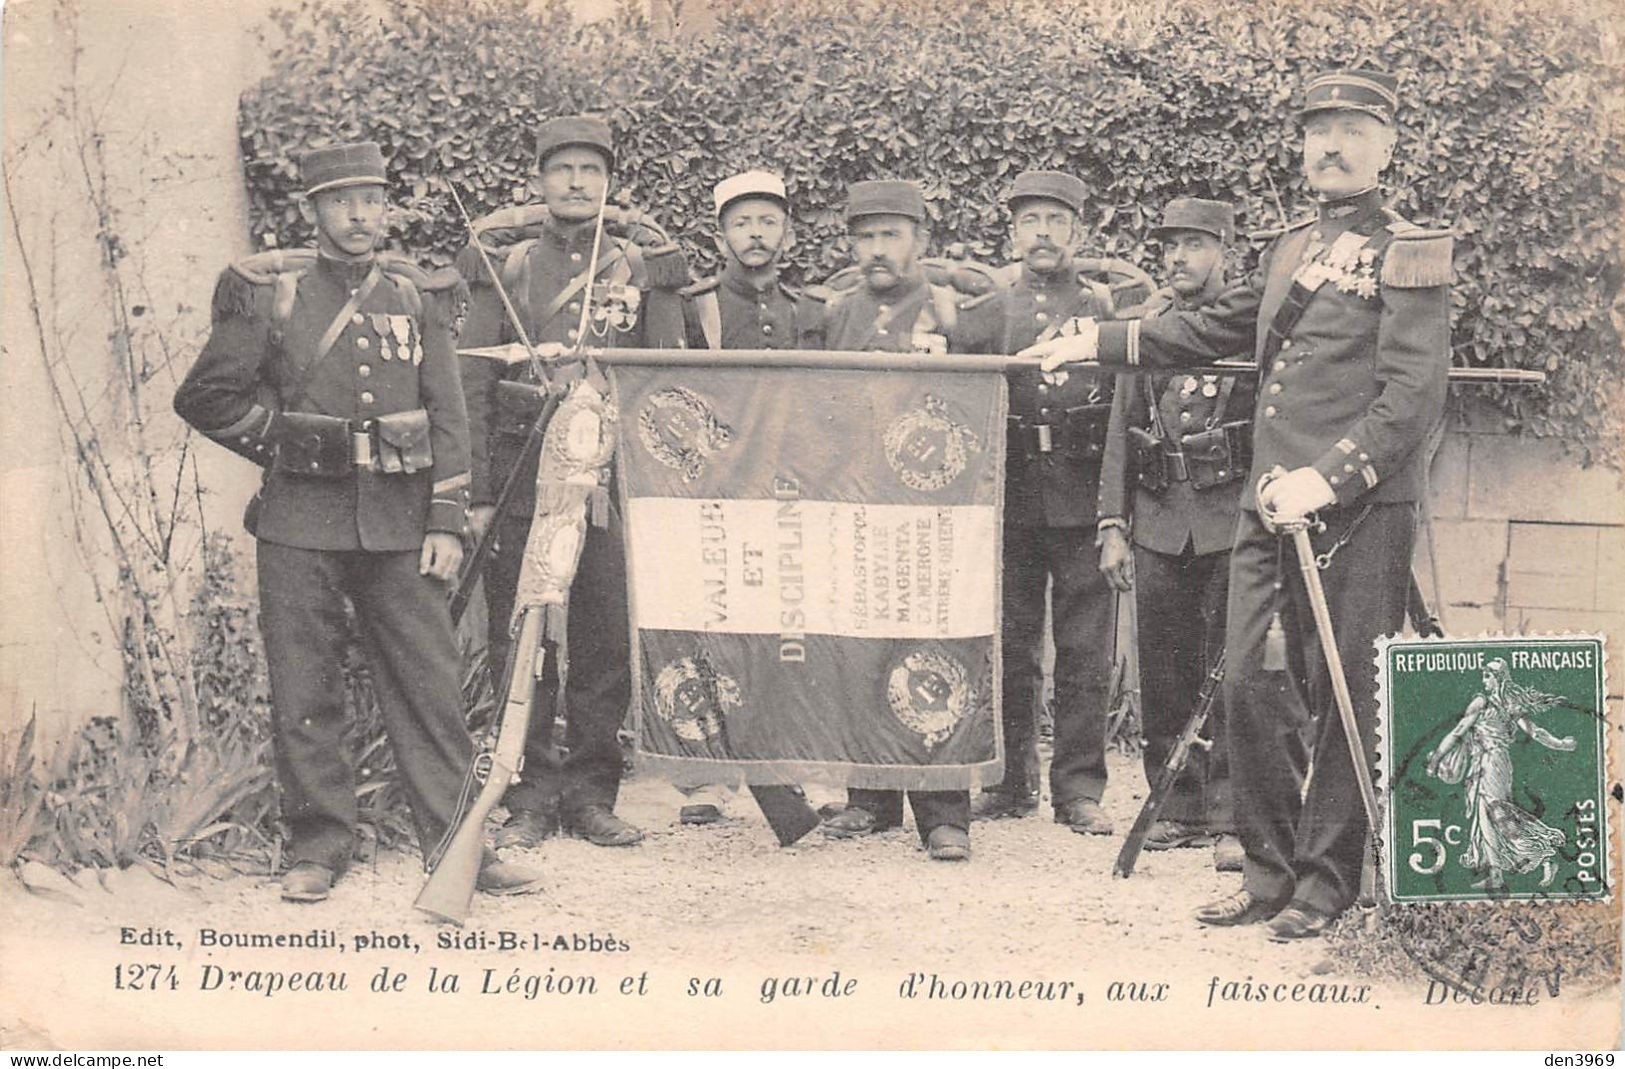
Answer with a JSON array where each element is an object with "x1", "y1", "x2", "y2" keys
[
  {"x1": 1133, "y1": 542, "x2": 1233, "y2": 831},
  {"x1": 1001, "y1": 524, "x2": 1116, "y2": 808},
  {"x1": 1225, "y1": 503, "x2": 1414, "y2": 914},
  {"x1": 846, "y1": 788, "x2": 971, "y2": 841},
  {"x1": 484, "y1": 511, "x2": 630, "y2": 815},
  {"x1": 257, "y1": 542, "x2": 471, "y2": 872}
]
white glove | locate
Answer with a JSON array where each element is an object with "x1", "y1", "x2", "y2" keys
[
  {"x1": 1257, "y1": 466, "x2": 1336, "y2": 528},
  {"x1": 1019, "y1": 317, "x2": 1099, "y2": 372}
]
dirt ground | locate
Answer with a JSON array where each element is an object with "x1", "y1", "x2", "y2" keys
[{"x1": 5, "y1": 750, "x2": 1620, "y2": 1050}]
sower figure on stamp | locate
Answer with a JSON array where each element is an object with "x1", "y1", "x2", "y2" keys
[
  {"x1": 673, "y1": 169, "x2": 826, "y2": 826},
  {"x1": 1025, "y1": 70, "x2": 1452, "y2": 938},
  {"x1": 173, "y1": 142, "x2": 542, "y2": 903},
  {"x1": 816, "y1": 179, "x2": 975, "y2": 861},
  {"x1": 1098, "y1": 198, "x2": 1249, "y2": 871},
  {"x1": 957, "y1": 171, "x2": 1119, "y2": 833},
  {"x1": 457, "y1": 116, "x2": 689, "y2": 850}
]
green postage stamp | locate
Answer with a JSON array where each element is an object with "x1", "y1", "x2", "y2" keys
[{"x1": 1377, "y1": 634, "x2": 1611, "y2": 904}]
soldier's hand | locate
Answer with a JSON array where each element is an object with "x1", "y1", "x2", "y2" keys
[
  {"x1": 1256, "y1": 466, "x2": 1336, "y2": 526},
  {"x1": 1098, "y1": 527, "x2": 1133, "y2": 592},
  {"x1": 420, "y1": 531, "x2": 465, "y2": 581},
  {"x1": 1019, "y1": 317, "x2": 1098, "y2": 372},
  {"x1": 468, "y1": 504, "x2": 497, "y2": 543}
]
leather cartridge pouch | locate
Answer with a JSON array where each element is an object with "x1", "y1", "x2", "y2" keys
[
  {"x1": 494, "y1": 379, "x2": 548, "y2": 439},
  {"x1": 271, "y1": 412, "x2": 352, "y2": 478},
  {"x1": 1182, "y1": 420, "x2": 1252, "y2": 490},
  {"x1": 1061, "y1": 403, "x2": 1112, "y2": 460},
  {"x1": 1128, "y1": 426, "x2": 1169, "y2": 493},
  {"x1": 374, "y1": 408, "x2": 433, "y2": 474}
]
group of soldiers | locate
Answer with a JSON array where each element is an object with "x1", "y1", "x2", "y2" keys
[{"x1": 174, "y1": 64, "x2": 1452, "y2": 943}]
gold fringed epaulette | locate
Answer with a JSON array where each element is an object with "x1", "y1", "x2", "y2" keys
[
  {"x1": 210, "y1": 265, "x2": 265, "y2": 324},
  {"x1": 680, "y1": 275, "x2": 720, "y2": 299},
  {"x1": 643, "y1": 243, "x2": 691, "y2": 291},
  {"x1": 453, "y1": 244, "x2": 493, "y2": 288},
  {"x1": 229, "y1": 248, "x2": 317, "y2": 285},
  {"x1": 1381, "y1": 229, "x2": 1455, "y2": 288},
  {"x1": 417, "y1": 264, "x2": 466, "y2": 295}
]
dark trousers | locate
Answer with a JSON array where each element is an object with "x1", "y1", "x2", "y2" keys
[
  {"x1": 1002, "y1": 524, "x2": 1115, "y2": 809},
  {"x1": 1134, "y1": 543, "x2": 1232, "y2": 831},
  {"x1": 485, "y1": 511, "x2": 629, "y2": 815},
  {"x1": 1225, "y1": 503, "x2": 1414, "y2": 915},
  {"x1": 846, "y1": 788, "x2": 971, "y2": 841},
  {"x1": 257, "y1": 542, "x2": 472, "y2": 872}
]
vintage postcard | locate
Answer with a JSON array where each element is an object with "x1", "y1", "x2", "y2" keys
[{"x1": 1, "y1": 0, "x2": 1620, "y2": 1053}]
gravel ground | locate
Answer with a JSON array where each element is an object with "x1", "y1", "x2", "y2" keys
[{"x1": 4, "y1": 750, "x2": 1619, "y2": 1050}]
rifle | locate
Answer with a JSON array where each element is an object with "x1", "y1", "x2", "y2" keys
[
  {"x1": 1407, "y1": 571, "x2": 1444, "y2": 639},
  {"x1": 416, "y1": 604, "x2": 545, "y2": 925},
  {"x1": 1113, "y1": 651, "x2": 1225, "y2": 878},
  {"x1": 448, "y1": 382, "x2": 563, "y2": 627}
]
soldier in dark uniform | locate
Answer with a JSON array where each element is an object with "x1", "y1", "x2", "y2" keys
[
  {"x1": 1025, "y1": 70, "x2": 1452, "y2": 938},
  {"x1": 673, "y1": 169, "x2": 825, "y2": 824},
  {"x1": 817, "y1": 179, "x2": 974, "y2": 862},
  {"x1": 457, "y1": 116, "x2": 689, "y2": 849},
  {"x1": 174, "y1": 142, "x2": 541, "y2": 902},
  {"x1": 957, "y1": 171, "x2": 1119, "y2": 833},
  {"x1": 1098, "y1": 197, "x2": 1248, "y2": 871}
]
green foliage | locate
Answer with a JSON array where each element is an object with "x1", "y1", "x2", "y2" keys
[{"x1": 239, "y1": 0, "x2": 1623, "y2": 461}]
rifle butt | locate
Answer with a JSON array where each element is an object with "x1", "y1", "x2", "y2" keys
[{"x1": 413, "y1": 778, "x2": 505, "y2": 926}]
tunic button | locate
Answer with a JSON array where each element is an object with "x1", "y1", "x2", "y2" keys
[
  {"x1": 356, "y1": 336, "x2": 370, "y2": 350},
  {"x1": 878, "y1": 305, "x2": 890, "y2": 314},
  {"x1": 360, "y1": 391, "x2": 375, "y2": 404},
  {"x1": 1359, "y1": 452, "x2": 1370, "y2": 462},
  {"x1": 877, "y1": 327, "x2": 888, "y2": 336},
  {"x1": 569, "y1": 302, "x2": 580, "y2": 313},
  {"x1": 1268, "y1": 383, "x2": 1282, "y2": 395},
  {"x1": 1330, "y1": 475, "x2": 1341, "y2": 486},
  {"x1": 1273, "y1": 360, "x2": 1286, "y2": 371},
  {"x1": 239, "y1": 436, "x2": 250, "y2": 445},
  {"x1": 567, "y1": 328, "x2": 579, "y2": 341},
  {"x1": 1265, "y1": 405, "x2": 1278, "y2": 418},
  {"x1": 571, "y1": 253, "x2": 582, "y2": 263},
  {"x1": 1035, "y1": 293, "x2": 1047, "y2": 304},
  {"x1": 1179, "y1": 411, "x2": 1193, "y2": 423},
  {"x1": 1281, "y1": 340, "x2": 1292, "y2": 351},
  {"x1": 1344, "y1": 463, "x2": 1355, "y2": 473},
  {"x1": 358, "y1": 364, "x2": 372, "y2": 377},
  {"x1": 1309, "y1": 231, "x2": 1322, "y2": 242},
  {"x1": 762, "y1": 323, "x2": 774, "y2": 334},
  {"x1": 1036, "y1": 312, "x2": 1049, "y2": 323},
  {"x1": 351, "y1": 312, "x2": 365, "y2": 325},
  {"x1": 1038, "y1": 383, "x2": 1049, "y2": 392}
]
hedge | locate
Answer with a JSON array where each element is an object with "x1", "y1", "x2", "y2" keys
[{"x1": 239, "y1": 0, "x2": 1625, "y2": 463}]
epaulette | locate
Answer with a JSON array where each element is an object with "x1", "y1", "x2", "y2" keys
[
  {"x1": 1083, "y1": 277, "x2": 1115, "y2": 317},
  {"x1": 469, "y1": 202, "x2": 675, "y2": 250},
  {"x1": 642, "y1": 242, "x2": 691, "y2": 291},
  {"x1": 228, "y1": 248, "x2": 318, "y2": 285},
  {"x1": 801, "y1": 283, "x2": 843, "y2": 306},
  {"x1": 453, "y1": 243, "x2": 492, "y2": 288},
  {"x1": 210, "y1": 264, "x2": 267, "y2": 324},
  {"x1": 921, "y1": 256, "x2": 1001, "y2": 298},
  {"x1": 418, "y1": 265, "x2": 466, "y2": 294},
  {"x1": 1247, "y1": 215, "x2": 1316, "y2": 243},
  {"x1": 681, "y1": 275, "x2": 720, "y2": 299},
  {"x1": 777, "y1": 279, "x2": 805, "y2": 304},
  {"x1": 1381, "y1": 227, "x2": 1454, "y2": 288}
]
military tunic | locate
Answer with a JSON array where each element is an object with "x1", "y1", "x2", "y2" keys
[
  {"x1": 823, "y1": 274, "x2": 972, "y2": 839},
  {"x1": 174, "y1": 251, "x2": 475, "y2": 873},
  {"x1": 458, "y1": 221, "x2": 687, "y2": 817},
  {"x1": 957, "y1": 262, "x2": 1118, "y2": 813},
  {"x1": 1094, "y1": 187, "x2": 1452, "y2": 913},
  {"x1": 681, "y1": 263, "x2": 825, "y2": 351},
  {"x1": 1100, "y1": 287, "x2": 1251, "y2": 833}
]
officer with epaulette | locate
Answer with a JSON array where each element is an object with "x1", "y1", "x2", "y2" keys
[
  {"x1": 818, "y1": 178, "x2": 974, "y2": 861},
  {"x1": 668, "y1": 169, "x2": 824, "y2": 825},
  {"x1": 1098, "y1": 197, "x2": 1249, "y2": 871},
  {"x1": 951, "y1": 170, "x2": 1120, "y2": 834},
  {"x1": 1025, "y1": 69, "x2": 1452, "y2": 939},
  {"x1": 173, "y1": 142, "x2": 541, "y2": 903},
  {"x1": 457, "y1": 115, "x2": 690, "y2": 850}
]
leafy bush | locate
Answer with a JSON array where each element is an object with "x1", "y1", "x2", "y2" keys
[{"x1": 239, "y1": 0, "x2": 1623, "y2": 462}]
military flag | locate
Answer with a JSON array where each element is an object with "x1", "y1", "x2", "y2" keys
[{"x1": 612, "y1": 364, "x2": 1006, "y2": 790}]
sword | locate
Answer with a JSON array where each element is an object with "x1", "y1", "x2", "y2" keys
[{"x1": 1257, "y1": 468, "x2": 1382, "y2": 903}]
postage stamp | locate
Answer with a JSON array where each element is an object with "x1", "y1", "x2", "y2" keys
[{"x1": 1377, "y1": 634, "x2": 1611, "y2": 904}]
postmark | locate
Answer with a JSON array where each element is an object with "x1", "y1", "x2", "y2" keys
[{"x1": 1377, "y1": 634, "x2": 1610, "y2": 904}]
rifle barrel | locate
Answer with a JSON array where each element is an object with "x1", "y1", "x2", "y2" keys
[{"x1": 460, "y1": 346, "x2": 1545, "y2": 385}]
